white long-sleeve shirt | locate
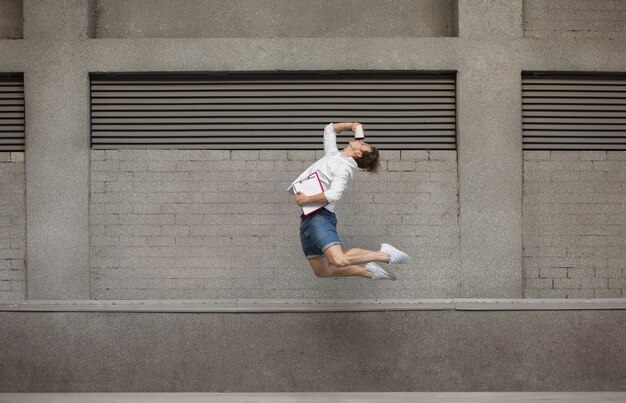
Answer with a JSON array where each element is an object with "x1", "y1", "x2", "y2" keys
[{"x1": 288, "y1": 123, "x2": 358, "y2": 213}]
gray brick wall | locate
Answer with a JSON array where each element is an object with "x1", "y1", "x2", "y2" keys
[
  {"x1": 90, "y1": 149, "x2": 460, "y2": 299},
  {"x1": 523, "y1": 0, "x2": 626, "y2": 40},
  {"x1": 0, "y1": 152, "x2": 26, "y2": 300},
  {"x1": 523, "y1": 151, "x2": 626, "y2": 298}
]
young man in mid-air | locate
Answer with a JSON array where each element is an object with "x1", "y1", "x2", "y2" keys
[{"x1": 289, "y1": 122, "x2": 411, "y2": 281}]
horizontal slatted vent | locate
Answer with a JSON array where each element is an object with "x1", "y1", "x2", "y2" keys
[
  {"x1": 523, "y1": 73, "x2": 626, "y2": 150},
  {"x1": 0, "y1": 74, "x2": 24, "y2": 152},
  {"x1": 91, "y1": 72, "x2": 456, "y2": 150}
]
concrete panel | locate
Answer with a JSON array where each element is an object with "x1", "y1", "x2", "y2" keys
[
  {"x1": 523, "y1": 0, "x2": 626, "y2": 40},
  {"x1": 457, "y1": 0, "x2": 523, "y2": 39},
  {"x1": 23, "y1": 0, "x2": 90, "y2": 39},
  {"x1": 0, "y1": 310, "x2": 624, "y2": 391},
  {"x1": 457, "y1": 64, "x2": 523, "y2": 297},
  {"x1": 0, "y1": 40, "x2": 24, "y2": 71},
  {"x1": 0, "y1": 0, "x2": 22, "y2": 39},
  {"x1": 518, "y1": 39, "x2": 626, "y2": 72},
  {"x1": 21, "y1": 1, "x2": 92, "y2": 300},
  {"x1": 69, "y1": 37, "x2": 625, "y2": 75},
  {"x1": 79, "y1": 37, "x2": 465, "y2": 74},
  {"x1": 93, "y1": 0, "x2": 454, "y2": 38},
  {"x1": 23, "y1": 54, "x2": 90, "y2": 299}
]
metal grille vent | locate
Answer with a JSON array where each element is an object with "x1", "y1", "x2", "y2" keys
[
  {"x1": 0, "y1": 74, "x2": 24, "y2": 152},
  {"x1": 523, "y1": 73, "x2": 626, "y2": 150},
  {"x1": 90, "y1": 72, "x2": 456, "y2": 150}
]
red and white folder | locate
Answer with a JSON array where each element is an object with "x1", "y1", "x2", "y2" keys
[{"x1": 292, "y1": 171, "x2": 328, "y2": 216}]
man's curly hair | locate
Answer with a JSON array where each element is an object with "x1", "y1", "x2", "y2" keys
[{"x1": 354, "y1": 146, "x2": 381, "y2": 173}]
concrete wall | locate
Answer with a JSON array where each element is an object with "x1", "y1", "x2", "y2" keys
[
  {"x1": 0, "y1": 0, "x2": 625, "y2": 394},
  {"x1": 0, "y1": 0, "x2": 621, "y2": 301},
  {"x1": 0, "y1": 152, "x2": 25, "y2": 300},
  {"x1": 90, "y1": 149, "x2": 460, "y2": 299},
  {"x1": 523, "y1": 0, "x2": 626, "y2": 40},
  {"x1": 0, "y1": 0, "x2": 22, "y2": 39},
  {"x1": 523, "y1": 151, "x2": 626, "y2": 299},
  {"x1": 93, "y1": 0, "x2": 455, "y2": 38},
  {"x1": 1, "y1": 310, "x2": 624, "y2": 391}
]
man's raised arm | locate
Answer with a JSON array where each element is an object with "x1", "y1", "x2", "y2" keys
[
  {"x1": 324, "y1": 122, "x2": 358, "y2": 156},
  {"x1": 332, "y1": 122, "x2": 357, "y2": 134}
]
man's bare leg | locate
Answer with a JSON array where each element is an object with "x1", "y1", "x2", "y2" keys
[
  {"x1": 308, "y1": 256, "x2": 371, "y2": 278},
  {"x1": 324, "y1": 245, "x2": 390, "y2": 268}
]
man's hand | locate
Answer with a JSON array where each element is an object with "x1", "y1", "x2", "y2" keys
[
  {"x1": 295, "y1": 191, "x2": 329, "y2": 206},
  {"x1": 295, "y1": 192, "x2": 308, "y2": 206},
  {"x1": 349, "y1": 122, "x2": 364, "y2": 132}
]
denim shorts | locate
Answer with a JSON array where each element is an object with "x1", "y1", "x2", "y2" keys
[{"x1": 299, "y1": 208, "x2": 342, "y2": 259}]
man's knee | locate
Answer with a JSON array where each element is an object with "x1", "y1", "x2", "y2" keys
[
  {"x1": 326, "y1": 253, "x2": 348, "y2": 268},
  {"x1": 313, "y1": 268, "x2": 330, "y2": 278},
  {"x1": 308, "y1": 259, "x2": 332, "y2": 278}
]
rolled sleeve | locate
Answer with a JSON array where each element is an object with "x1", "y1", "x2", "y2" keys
[{"x1": 324, "y1": 123, "x2": 339, "y2": 156}]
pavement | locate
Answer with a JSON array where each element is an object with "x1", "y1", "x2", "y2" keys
[{"x1": 1, "y1": 393, "x2": 625, "y2": 403}]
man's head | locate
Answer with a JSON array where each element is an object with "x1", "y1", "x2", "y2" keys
[{"x1": 347, "y1": 139, "x2": 381, "y2": 173}]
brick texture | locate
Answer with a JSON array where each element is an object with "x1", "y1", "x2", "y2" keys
[
  {"x1": 523, "y1": 0, "x2": 626, "y2": 40},
  {"x1": 0, "y1": 153, "x2": 26, "y2": 300},
  {"x1": 523, "y1": 151, "x2": 626, "y2": 298},
  {"x1": 90, "y1": 149, "x2": 461, "y2": 299}
]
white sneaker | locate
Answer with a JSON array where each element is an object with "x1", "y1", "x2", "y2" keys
[
  {"x1": 380, "y1": 243, "x2": 411, "y2": 264},
  {"x1": 365, "y1": 262, "x2": 396, "y2": 280}
]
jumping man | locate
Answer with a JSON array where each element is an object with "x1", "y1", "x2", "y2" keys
[{"x1": 288, "y1": 122, "x2": 411, "y2": 280}]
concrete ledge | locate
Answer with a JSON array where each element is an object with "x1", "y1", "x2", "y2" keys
[
  {"x1": 1, "y1": 392, "x2": 625, "y2": 403},
  {"x1": 1, "y1": 298, "x2": 624, "y2": 312},
  {"x1": 2, "y1": 309, "x2": 625, "y2": 391},
  {"x1": 2, "y1": 37, "x2": 624, "y2": 73}
]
